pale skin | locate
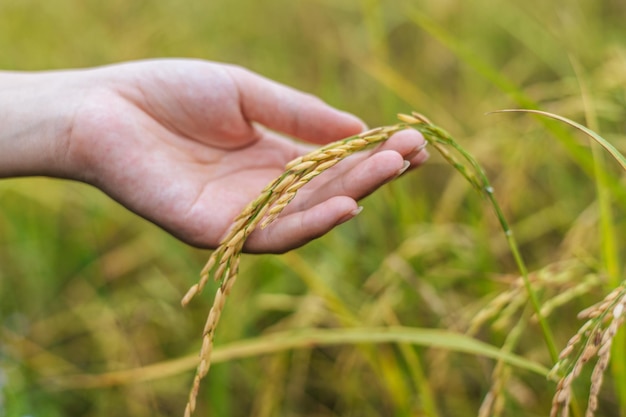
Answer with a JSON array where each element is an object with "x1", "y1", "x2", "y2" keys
[{"x1": 0, "y1": 59, "x2": 429, "y2": 253}]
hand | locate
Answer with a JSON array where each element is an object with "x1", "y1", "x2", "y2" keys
[{"x1": 3, "y1": 59, "x2": 429, "y2": 252}]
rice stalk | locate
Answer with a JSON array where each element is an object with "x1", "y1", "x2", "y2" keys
[
  {"x1": 398, "y1": 112, "x2": 558, "y2": 361},
  {"x1": 468, "y1": 260, "x2": 600, "y2": 335},
  {"x1": 180, "y1": 111, "x2": 554, "y2": 417},
  {"x1": 496, "y1": 109, "x2": 626, "y2": 417},
  {"x1": 180, "y1": 121, "x2": 411, "y2": 417},
  {"x1": 549, "y1": 283, "x2": 626, "y2": 417},
  {"x1": 478, "y1": 307, "x2": 529, "y2": 417},
  {"x1": 469, "y1": 260, "x2": 600, "y2": 416}
]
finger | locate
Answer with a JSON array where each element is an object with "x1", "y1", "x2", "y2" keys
[
  {"x1": 299, "y1": 128, "x2": 427, "y2": 183},
  {"x1": 286, "y1": 150, "x2": 407, "y2": 214},
  {"x1": 405, "y1": 146, "x2": 430, "y2": 172},
  {"x1": 226, "y1": 65, "x2": 365, "y2": 144},
  {"x1": 284, "y1": 129, "x2": 429, "y2": 212},
  {"x1": 244, "y1": 196, "x2": 361, "y2": 253},
  {"x1": 373, "y1": 129, "x2": 427, "y2": 160}
]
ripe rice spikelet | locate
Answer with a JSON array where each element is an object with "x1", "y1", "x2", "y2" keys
[{"x1": 180, "y1": 114, "x2": 430, "y2": 417}]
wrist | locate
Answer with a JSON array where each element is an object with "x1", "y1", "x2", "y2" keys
[{"x1": 0, "y1": 70, "x2": 82, "y2": 179}]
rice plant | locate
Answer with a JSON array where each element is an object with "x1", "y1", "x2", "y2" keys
[
  {"x1": 181, "y1": 122, "x2": 413, "y2": 416},
  {"x1": 4, "y1": 1, "x2": 626, "y2": 417},
  {"x1": 180, "y1": 111, "x2": 543, "y2": 416},
  {"x1": 181, "y1": 109, "x2": 626, "y2": 417}
]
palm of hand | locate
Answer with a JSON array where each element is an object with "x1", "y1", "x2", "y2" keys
[{"x1": 69, "y1": 60, "x2": 427, "y2": 252}]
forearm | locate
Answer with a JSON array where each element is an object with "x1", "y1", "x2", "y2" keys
[{"x1": 0, "y1": 70, "x2": 80, "y2": 178}]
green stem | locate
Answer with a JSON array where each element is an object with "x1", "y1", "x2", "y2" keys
[{"x1": 415, "y1": 122, "x2": 559, "y2": 362}]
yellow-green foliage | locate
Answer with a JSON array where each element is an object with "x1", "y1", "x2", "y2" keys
[{"x1": 2, "y1": 1, "x2": 626, "y2": 417}]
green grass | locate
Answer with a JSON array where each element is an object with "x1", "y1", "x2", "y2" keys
[{"x1": 2, "y1": 0, "x2": 626, "y2": 416}]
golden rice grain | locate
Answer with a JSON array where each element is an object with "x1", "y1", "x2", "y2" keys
[{"x1": 180, "y1": 116, "x2": 422, "y2": 416}]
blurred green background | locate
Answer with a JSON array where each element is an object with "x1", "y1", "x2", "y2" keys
[{"x1": 2, "y1": 0, "x2": 626, "y2": 416}]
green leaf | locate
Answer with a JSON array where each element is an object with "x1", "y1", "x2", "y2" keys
[
  {"x1": 492, "y1": 109, "x2": 626, "y2": 171},
  {"x1": 47, "y1": 326, "x2": 549, "y2": 390}
]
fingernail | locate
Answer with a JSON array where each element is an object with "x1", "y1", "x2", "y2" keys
[
  {"x1": 405, "y1": 141, "x2": 428, "y2": 160},
  {"x1": 396, "y1": 160, "x2": 411, "y2": 176},
  {"x1": 336, "y1": 206, "x2": 363, "y2": 226}
]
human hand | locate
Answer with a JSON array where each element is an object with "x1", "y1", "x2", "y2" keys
[{"x1": 2, "y1": 59, "x2": 429, "y2": 252}]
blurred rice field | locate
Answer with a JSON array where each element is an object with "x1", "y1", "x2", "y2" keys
[{"x1": 2, "y1": 0, "x2": 626, "y2": 416}]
